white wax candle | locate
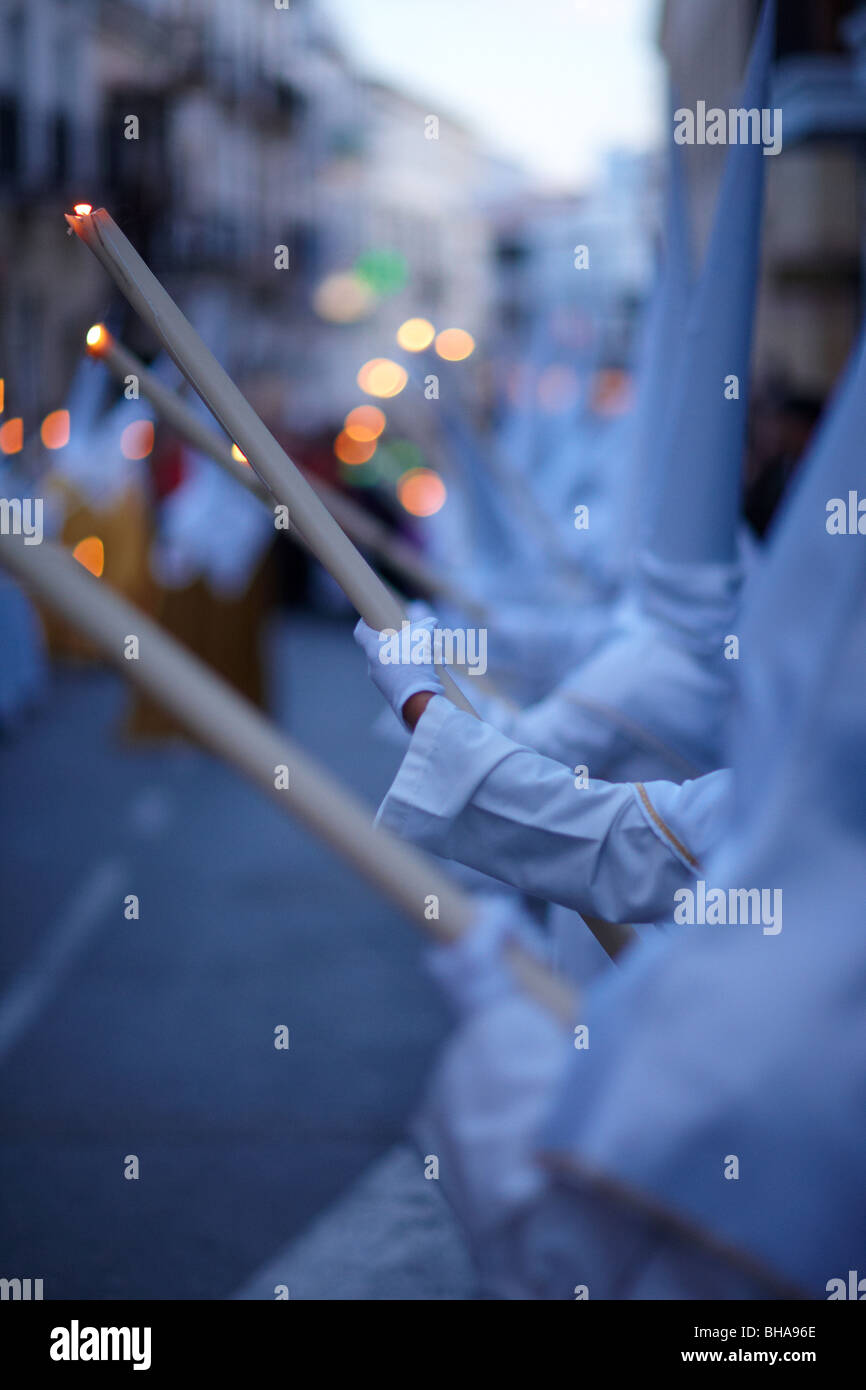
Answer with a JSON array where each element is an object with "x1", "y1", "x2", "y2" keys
[{"x1": 68, "y1": 207, "x2": 476, "y2": 715}]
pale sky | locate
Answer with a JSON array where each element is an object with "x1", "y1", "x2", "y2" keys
[{"x1": 322, "y1": 0, "x2": 666, "y2": 190}]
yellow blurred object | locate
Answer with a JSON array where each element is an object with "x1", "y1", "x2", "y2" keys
[
  {"x1": 37, "y1": 476, "x2": 157, "y2": 662},
  {"x1": 124, "y1": 556, "x2": 274, "y2": 742}
]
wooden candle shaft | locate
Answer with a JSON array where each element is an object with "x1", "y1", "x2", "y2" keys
[
  {"x1": 68, "y1": 208, "x2": 475, "y2": 715},
  {"x1": 0, "y1": 531, "x2": 575, "y2": 1021}
]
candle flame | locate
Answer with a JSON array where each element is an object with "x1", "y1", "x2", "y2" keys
[
  {"x1": 72, "y1": 536, "x2": 105, "y2": 578},
  {"x1": 0, "y1": 417, "x2": 23, "y2": 454},
  {"x1": 85, "y1": 323, "x2": 108, "y2": 354},
  {"x1": 73, "y1": 203, "x2": 93, "y2": 216}
]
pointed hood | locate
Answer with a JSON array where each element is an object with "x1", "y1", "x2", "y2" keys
[
  {"x1": 613, "y1": 85, "x2": 694, "y2": 561},
  {"x1": 528, "y1": 114, "x2": 695, "y2": 596},
  {"x1": 647, "y1": 0, "x2": 776, "y2": 565},
  {"x1": 542, "y1": 315, "x2": 866, "y2": 1296}
]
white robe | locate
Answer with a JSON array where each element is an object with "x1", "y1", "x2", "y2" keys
[
  {"x1": 376, "y1": 695, "x2": 730, "y2": 926},
  {"x1": 415, "y1": 985, "x2": 786, "y2": 1299},
  {"x1": 470, "y1": 552, "x2": 744, "y2": 783}
]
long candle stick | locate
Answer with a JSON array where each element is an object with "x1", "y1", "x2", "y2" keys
[
  {"x1": 85, "y1": 325, "x2": 487, "y2": 620},
  {"x1": 0, "y1": 530, "x2": 574, "y2": 1019},
  {"x1": 66, "y1": 206, "x2": 476, "y2": 716}
]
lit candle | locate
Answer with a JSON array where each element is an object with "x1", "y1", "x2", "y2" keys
[
  {"x1": 0, "y1": 529, "x2": 574, "y2": 1018},
  {"x1": 86, "y1": 326, "x2": 487, "y2": 620},
  {"x1": 68, "y1": 207, "x2": 476, "y2": 715},
  {"x1": 86, "y1": 324, "x2": 268, "y2": 499}
]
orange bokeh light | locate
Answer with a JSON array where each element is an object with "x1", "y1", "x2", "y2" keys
[
  {"x1": 396, "y1": 318, "x2": 435, "y2": 352},
  {"x1": 356, "y1": 358, "x2": 407, "y2": 399},
  {"x1": 120, "y1": 419, "x2": 154, "y2": 460},
  {"x1": 0, "y1": 417, "x2": 23, "y2": 454},
  {"x1": 73, "y1": 203, "x2": 93, "y2": 216},
  {"x1": 590, "y1": 368, "x2": 632, "y2": 418},
  {"x1": 231, "y1": 444, "x2": 249, "y2": 465},
  {"x1": 334, "y1": 431, "x2": 377, "y2": 465},
  {"x1": 397, "y1": 467, "x2": 447, "y2": 517},
  {"x1": 72, "y1": 536, "x2": 105, "y2": 578},
  {"x1": 40, "y1": 409, "x2": 70, "y2": 450},
  {"x1": 434, "y1": 328, "x2": 475, "y2": 362},
  {"x1": 344, "y1": 405, "x2": 386, "y2": 443}
]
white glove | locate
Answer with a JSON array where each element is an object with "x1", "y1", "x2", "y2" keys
[
  {"x1": 354, "y1": 614, "x2": 445, "y2": 725},
  {"x1": 426, "y1": 895, "x2": 550, "y2": 1017}
]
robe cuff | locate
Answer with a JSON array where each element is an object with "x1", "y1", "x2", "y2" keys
[{"x1": 375, "y1": 694, "x2": 511, "y2": 847}]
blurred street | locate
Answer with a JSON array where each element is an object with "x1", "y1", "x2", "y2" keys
[{"x1": 0, "y1": 614, "x2": 471, "y2": 1300}]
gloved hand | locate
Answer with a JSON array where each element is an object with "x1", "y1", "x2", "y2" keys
[
  {"x1": 354, "y1": 614, "x2": 445, "y2": 725},
  {"x1": 426, "y1": 894, "x2": 551, "y2": 1017}
]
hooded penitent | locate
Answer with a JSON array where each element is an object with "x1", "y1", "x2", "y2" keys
[
  {"x1": 544, "y1": 0, "x2": 776, "y2": 778},
  {"x1": 541, "y1": 305, "x2": 866, "y2": 1297}
]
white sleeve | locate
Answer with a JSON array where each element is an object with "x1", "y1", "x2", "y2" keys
[
  {"x1": 458, "y1": 683, "x2": 639, "y2": 777},
  {"x1": 376, "y1": 696, "x2": 728, "y2": 924}
]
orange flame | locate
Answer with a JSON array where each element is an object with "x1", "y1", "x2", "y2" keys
[
  {"x1": 0, "y1": 418, "x2": 23, "y2": 454},
  {"x1": 72, "y1": 536, "x2": 105, "y2": 578},
  {"x1": 85, "y1": 323, "x2": 108, "y2": 354}
]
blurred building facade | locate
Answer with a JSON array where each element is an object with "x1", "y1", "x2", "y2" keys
[
  {"x1": 0, "y1": 0, "x2": 506, "y2": 445},
  {"x1": 487, "y1": 147, "x2": 660, "y2": 429},
  {"x1": 661, "y1": 0, "x2": 866, "y2": 396}
]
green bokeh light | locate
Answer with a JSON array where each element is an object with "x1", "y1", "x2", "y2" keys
[{"x1": 354, "y1": 248, "x2": 408, "y2": 297}]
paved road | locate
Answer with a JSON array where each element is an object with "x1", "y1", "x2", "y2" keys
[{"x1": 0, "y1": 613, "x2": 472, "y2": 1300}]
